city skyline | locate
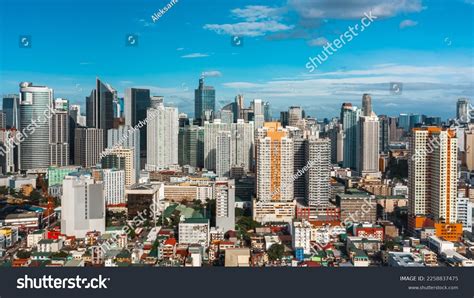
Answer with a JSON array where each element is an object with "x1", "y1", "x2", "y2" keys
[{"x1": 1, "y1": 0, "x2": 473, "y2": 119}]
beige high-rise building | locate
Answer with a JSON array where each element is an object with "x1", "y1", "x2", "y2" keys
[
  {"x1": 101, "y1": 147, "x2": 135, "y2": 187},
  {"x1": 408, "y1": 127, "x2": 461, "y2": 241},
  {"x1": 358, "y1": 115, "x2": 380, "y2": 176},
  {"x1": 465, "y1": 125, "x2": 474, "y2": 171},
  {"x1": 254, "y1": 122, "x2": 295, "y2": 223}
]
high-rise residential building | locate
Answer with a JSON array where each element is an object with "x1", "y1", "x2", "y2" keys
[
  {"x1": 178, "y1": 125, "x2": 204, "y2": 168},
  {"x1": 379, "y1": 115, "x2": 390, "y2": 153},
  {"x1": 231, "y1": 119, "x2": 254, "y2": 172},
  {"x1": 101, "y1": 169, "x2": 125, "y2": 206},
  {"x1": 2, "y1": 95, "x2": 18, "y2": 129},
  {"x1": 50, "y1": 98, "x2": 69, "y2": 167},
  {"x1": 234, "y1": 94, "x2": 244, "y2": 121},
  {"x1": 216, "y1": 131, "x2": 232, "y2": 177},
  {"x1": 124, "y1": 88, "x2": 150, "y2": 158},
  {"x1": 328, "y1": 123, "x2": 344, "y2": 164},
  {"x1": 146, "y1": 101, "x2": 178, "y2": 171},
  {"x1": 388, "y1": 116, "x2": 400, "y2": 142},
  {"x1": 408, "y1": 127, "x2": 461, "y2": 241},
  {"x1": 251, "y1": 99, "x2": 265, "y2": 129},
  {"x1": 457, "y1": 98, "x2": 470, "y2": 123},
  {"x1": 101, "y1": 147, "x2": 135, "y2": 187},
  {"x1": 204, "y1": 119, "x2": 230, "y2": 171},
  {"x1": 341, "y1": 103, "x2": 360, "y2": 169},
  {"x1": 0, "y1": 112, "x2": 5, "y2": 129},
  {"x1": 86, "y1": 78, "x2": 116, "y2": 140},
  {"x1": 358, "y1": 115, "x2": 380, "y2": 176},
  {"x1": 465, "y1": 125, "x2": 474, "y2": 171},
  {"x1": 362, "y1": 93, "x2": 372, "y2": 116},
  {"x1": 194, "y1": 78, "x2": 215, "y2": 122},
  {"x1": 457, "y1": 197, "x2": 473, "y2": 232},
  {"x1": 214, "y1": 178, "x2": 235, "y2": 233},
  {"x1": 306, "y1": 136, "x2": 331, "y2": 209},
  {"x1": 107, "y1": 125, "x2": 140, "y2": 181},
  {"x1": 254, "y1": 122, "x2": 295, "y2": 223},
  {"x1": 74, "y1": 128, "x2": 104, "y2": 168},
  {"x1": 0, "y1": 129, "x2": 17, "y2": 174},
  {"x1": 287, "y1": 127, "x2": 306, "y2": 200},
  {"x1": 217, "y1": 109, "x2": 233, "y2": 125},
  {"x1": 288, "y1": 106, "x2": 303, "y2": 127},
  {"x1": 61, "y1": 173, "x2": 105, "y2": 238},
  {"x1": 18, "y1": 82, "x2": 53, "y2": 170}
]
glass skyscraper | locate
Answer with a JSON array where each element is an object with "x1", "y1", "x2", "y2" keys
[
  {"x1": 341, "y1": 103, "x2": 360, "y2": 170},
  {"x1": 2, "y1": 95, "x2": 18, "y2": 129},
  {"x1": 194, "y1": 78, "x2": 215, "y2": 122},
  {"x1": 18, "y1": 82, "x2": 53, "y2": 170},
  {"x1": 125, "y1": 88, "x2": 151, "y2": 160}
]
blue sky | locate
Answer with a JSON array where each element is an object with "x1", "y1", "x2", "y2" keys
[{"x1": 0, "y1": 0, "x2": 473, "y2": 119}]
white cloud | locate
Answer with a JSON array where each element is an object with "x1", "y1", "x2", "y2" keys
[
  {"x1": 399, "y1": 19, "x2": 418, "y2": 29},
  {"x1": 201, "y1": 70, "x2": 222, "y2": 78},
  {"x1": 307, "y1": 37, "x2": 329, "y2": 47},
  {"x1": 289, "y1": 0, "x2": 423, "y2": 19},
  {"x1": 181, "y1": 53, "x2": 209, "y2": 58},
  {"x1": 176, "y1": 47, "x2": 184, "y2": 51},
  {"x1": 203, "y1": 5, "x2": 293, "y2": 37}
]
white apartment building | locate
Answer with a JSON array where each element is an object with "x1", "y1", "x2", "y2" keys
[
  {"x1": 214, "y1": 178, "x2": 235, "y2": 233},
  {"x1": 204, "y1": 119, "x2": 230, "y2": 171},
  {"x1": 306, "y1": 136, "x2": 331, "y2": 209},
  {"x1": 146, "y1": 103, "x2": 178, "y2": 170},
  {"x1": 178, "y1": 218, "x2": 210, "y2": 248},
  {"x1": 291, "y1": 220, "x2": 312, "y2": 254},
  {"x1": 103, "y1": 169, "x2": 125, "y2": 205},
  {"x1": 358, "y1": 115, "x2": 380, "y2": 176}
]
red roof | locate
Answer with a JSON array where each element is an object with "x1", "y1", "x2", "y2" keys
[{"x1": 164, "y1": 238, "x2": 177, "y2": 246}]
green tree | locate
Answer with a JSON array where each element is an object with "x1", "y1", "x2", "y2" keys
[
  {"x1": 16, "y1": 250, "x2": 31, "y2": 259},
  {"x1": 267, "y1": 244, "x2": 284, "y2": 261}
]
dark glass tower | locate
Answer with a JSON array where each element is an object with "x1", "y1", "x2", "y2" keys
[
  {"x1": 194, "y1": 78, "x2": 215, "y2": 123},
  {"x1": 125, "y1": 88, "x2": 151, "y2": 160},
  {"x1": 86, "y1": 78, "x2": 116, "y2": 140}
]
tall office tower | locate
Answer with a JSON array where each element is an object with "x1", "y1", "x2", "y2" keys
[
  {"x1": 146, "y1": 101, "x2": 178, "y2": 171},
  {"x1": 280, "y1": 111, "x2": 289, "y2": 127},
  {"x1": 378, "y1": 115, "x2": 390, "y2": 153},
  {"x1": 251, "y1": 99, "x2": 265, "y2": 129},
  {"x1": 203, "y1": 119, "x2": 230, "y2": 171},
  {"x1": 217, "y1": 109, "x2": 233, "y2": 125},
  {"x1": 254, "y1": 122, "x2": 295, "y2": 223},
  {"x1": 408, "y1": 127, "x2": 460, "y2": 241},
  {"x1": 214, "y1": 178, "x2": 235, "y2": 233},
  {"x1": 85, "y1": 78, "x2": 116, "y2": 140},
  {"x1": 457, "y1": 98, "x2": 470, "y2": 123},
  {"x1": 49, "y1": 98, "x2": 69, "y2": 167},
  {"x1": 178, "y1": 125, "x2": 204, "y2": 168},
  {"x1": 69, "y1": 105, "x2": 86, "y2": 127},
  {"x1": 107, "y1": 125, "x2": 140, "y2": 181},
  {"x1": 328, "y1": 123, "x2": 343, "y2": 164},
  {"x1": 124, "y1": 88, "x2": 150, "y2": 159},
  {"x1": 409, "y1": 114, "x2": 424, "y2": 130},
  {"x1": 74, "y1": 128, "x2": 104, "y2": 168},
  {"x1": 216, "y1": 131, "x2": 232, "y2": 177},
  {"x1": 263, "y1": 101, "x2": 272, "y2": 121},
  {"x1": 194, "y1": 78, "x2": 215, "y2": 123},
  {"x1": 288, "y1": 106, "x2": 303, "y2": 127},
  {"x1": 234, "y1": 94, "x2": 244, "y2": 121},
  {"x1": 102, "y1": 147, "x2": 136, "y2": 187},
  {"x1": 61, "y1": 174, "x2": 105, "y2": 238},
  {"x1": 2, "y1": 95, "x2": 18, "y2": 129},
  {"x1": 0, "y1": 129, "x2": 16, "y2": 174},
  {"x1": 306, "y1": 136, "x2": 331, "y2": 209},
  {"x1": 398, "y1": 113, "x2": 410, "y2": 132},
  {"x1": 425, "y1": 116, "x2": 441, "y2": 126},
  {"x1": 341, "y1": 103, "x2": 360, "y2": 169},
  {"x1": 465, "y1": 124, "x2": 474, "y2": 171},
  {"x1": 358, "y1": 115, "x2": 380, "y2": 176},
  {"x1": 231, "y1": 119, "x2": 254, "y2": 172},
  {"x1": 362, "y1": 94, "x2": 372, "y2": 116},
  {"x1": 102, "y1": 169, "x2": 125, "y2": 206},
  {"x1": 18, "y1": 82, "x2": 53, "y2": 170},
  {"x1": 388, "y1": 116, "x2": 399, "y2": 142}
]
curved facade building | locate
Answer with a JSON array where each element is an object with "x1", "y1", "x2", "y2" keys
[{"x1": 19, "y1": 82, "x2": 53, "y2": 170}]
